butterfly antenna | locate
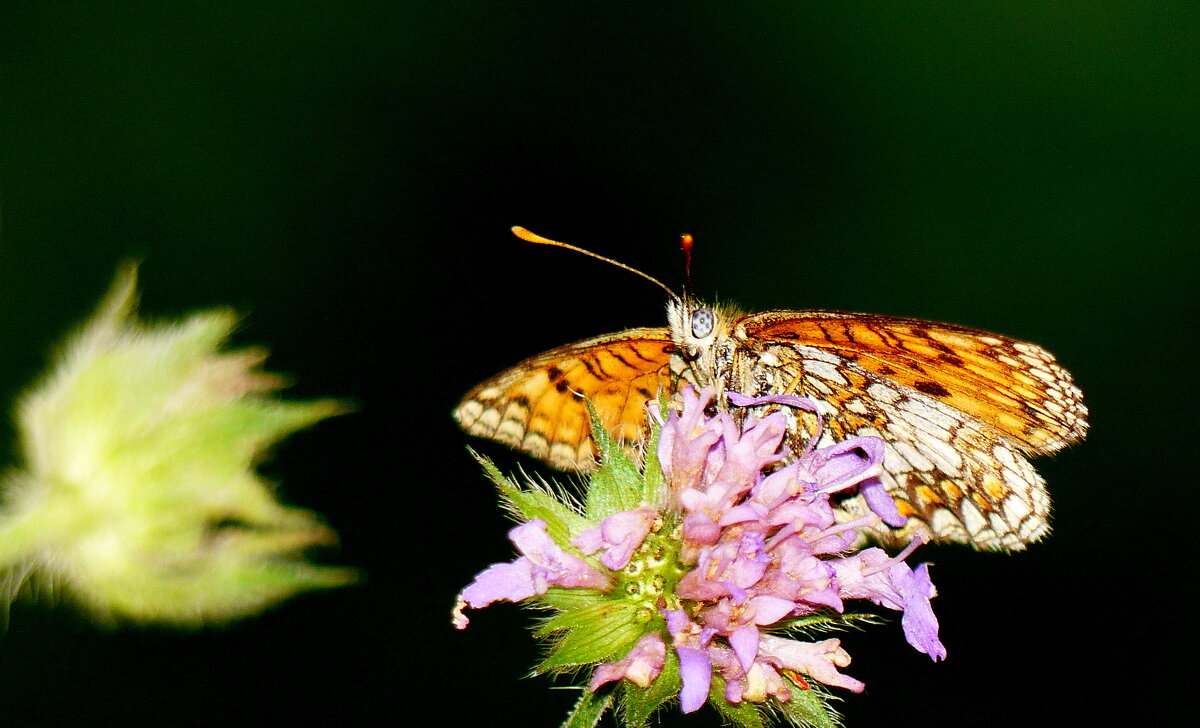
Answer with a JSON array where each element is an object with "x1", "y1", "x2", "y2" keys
[
  {"x1": 511, "y1": 226, "x2": 678, "y2": 299},
  {"x1": 680, "y1": 233, "x2": 695, "y2": 296}
]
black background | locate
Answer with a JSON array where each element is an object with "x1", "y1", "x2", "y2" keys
[{"x1": 0, "y1": 3, "x2": 1195, "y2": 726}]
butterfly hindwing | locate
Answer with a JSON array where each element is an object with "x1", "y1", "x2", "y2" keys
[{"x1": 735, "y1": 310, "x2": 1086, "y2": 549}]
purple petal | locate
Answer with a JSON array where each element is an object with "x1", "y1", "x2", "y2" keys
[
  {"x1": 658, "y1": 387, "x2": 724, "y2": 494},
  {"x1": 714, "y1": 412, "x2": 787, "y2": 483},
  {"x1": 663, "y1": 609, "x2": 694, "y2": 639},
  {"x1": 806, "y1": 437, "x2": 883, "y2": 493},
  {"x1": 455, "y1": 520, "x2": 615, "y2": 623},
  {"x1": 767, "y1": 548, "x2": 843, "y2": 611},
  {"x1": 510, "y1": 520, "x2": 566, "y2": 566},
  {"x1": 571, "y1": 526, "x2": 605, "y2": 555},
  {"x1": 898, "y1": 563, "x2": 946, "y2": 660},
  {"x1": 459, "y1": 558, "x2": 539, "y2": 607},
  {"x1": 589, "y1": 632, "x2": 667, "y2": 690},
  {"x1": 758, "y1": 635, "x2": 865, "y2": 693},
  {"x1": 512, "y1": 520, "x2": 610, "y2": 590},
  {"x1": 677, "y1": 646, "x2": 712, "y2": 713},
  {"x1": 719, "y1": 501, "x2": 769, "y2": 527},
  {"x1": 677, "y1": 549, "x2": 738, "y2": 601},
  {"x1": 682, "y1": 510, "x2": 723, "y2": 547},
  {"x1": 747, "y1": 595, "x2": 796, "y2": 626},
  {"x1": 706, "y1": 646, "x2": 748, "y2": 703},
  {"x1": 750, "y1": 462, "x2": 803, "y2": 509},
  {"x1": 572, "y1": 508, "x2": 658, "y2": 570},
  {"x1": 832, "y1": 547, "x2": 945, "y2": 660},
  {"x1": 831, "y1": 548, "x2": 901, "y2": 608},
  {"x1": 860, "y1": 475, "x2": 905, "y2": 527},
  {"x1": 729, "y1": 625, "x2": 760, "y2": 672},
  {"x1": 767, "y1": 497, "x2": 835, "y2": 532},
  {"x1": 727, "y1": 533, "x2": 770, "y2": 589}
]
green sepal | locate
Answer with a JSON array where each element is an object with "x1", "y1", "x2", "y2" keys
[
  {"x1": 469, "y1": 449, "x2": 589, "y2": 544},
  {"x1": 617, "y1": 636, "x2": 679, "y2": 728},
  {"x1": 776, "y1": 682, "x2": 841, "y2": 728},
  {"x1": 709, "y1": 676, "x2": 767, "y2": 728},
  {"x1": 780, "y1": 609, "x2": 884, "y2": 635},
  {"x1": 534, "y1": 598, "x2": 643, "y2": 673},
  {"x1": 637, "y1": 409, "x2": 664, "y2": 507},
  {"x1": 583, "y1": 401, "x2": 643, "y2": 520},
  {"x1": 539, "y1": 586, "x2": 609, "y2": 612},
  {"x1": 561, "y1": 688, "x2": 614, "y2": 728}
]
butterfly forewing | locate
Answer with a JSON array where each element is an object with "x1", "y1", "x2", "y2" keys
[
  {"x1": 454, "y1": 329, "x2": 674, "y2": 470},
  {"x1": 742, "y1": 311, "x2": 1087, "y2": 452},
  {"x1": 701, "y1": 310, "x2": 1086, "y2": 550}
]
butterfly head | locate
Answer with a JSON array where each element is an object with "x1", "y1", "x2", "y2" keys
[{"x1": 666, "y1": 297, "x2": 742, "y2": 386}]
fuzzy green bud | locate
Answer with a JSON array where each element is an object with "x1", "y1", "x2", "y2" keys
[{"x1": 0, "y1": 265, "x2": 354, "y2": 624}]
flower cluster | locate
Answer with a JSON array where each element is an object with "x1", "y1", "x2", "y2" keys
[{"x1": 454, "y1": 387, "x2": 944, "y2": 727}]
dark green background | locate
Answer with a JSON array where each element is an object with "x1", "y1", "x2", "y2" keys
[{"x1": 0, "y1": 2, "x2": 1194, "y2": 725}]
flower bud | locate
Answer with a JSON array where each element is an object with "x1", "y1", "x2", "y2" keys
[{"x1": 0, "y1": 265, "x2": 354, "y2": 624}]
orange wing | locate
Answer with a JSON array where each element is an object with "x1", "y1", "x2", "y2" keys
[
  {"x1": 743, "y1": 310, "x2": 1087, "y2": 453},
  {"x1": 454, "y1": 329, "x2": 675, "y2": 470}
]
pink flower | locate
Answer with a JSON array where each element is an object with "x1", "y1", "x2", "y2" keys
[
  {"x1": 452, "y1": 519, "x2": 609, "y2": 629},
  {"x1": 573, "y1": 508, "x2": 659, "y2": 570},
  {"x1": 589, "y1": 632, "x2": 667, "y2": 690},
  {"x1": 758, "y1": 635, "x2": 865, "y2": 693},
  {"x1": 455, "y1": 385, "x2": 946, "y2": 725},
  {"x1": 831, "y1": 539, "x2": 947, "y2": 660},
  {"x1": 649, "y1": 387, "x2": 944, "y2": 711},
  {"x1": 656, "y1": 387, "x2": 727, "y2": 495}
]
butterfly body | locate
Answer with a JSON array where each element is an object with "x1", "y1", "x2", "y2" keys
[{"x1": 456, "y1": 243, "x2": 1087, "y2": 551}]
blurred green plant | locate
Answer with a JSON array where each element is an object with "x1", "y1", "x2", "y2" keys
[{"x1": 0, "y1": 264, "x2": 354, "y2": 625}]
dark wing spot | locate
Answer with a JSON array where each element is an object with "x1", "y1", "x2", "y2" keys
[
  {"x1": 610, "y1": 351, "x2": 634, "y2": 369},
  {"x1": 774, "y1": 331, "x2": 799, "y2": 339},
  {"x1": 937, "y1": 353, "x2": 966, "y2": 368},
  {"x1": 581, "y1": 357, "x2": 606, "y2": 380},
  {"x1": 547, "y1": 365, "x2": 570, "y2": 392},
  {"x1": 630, "y1": 347, "x2": 659, "y2": 364},
  {"x1": 913, "y1": 380, "x2": 952, "y2": 398},
  {"x1": 877, "y1": 364, "x2": 896, "y2": 376}
]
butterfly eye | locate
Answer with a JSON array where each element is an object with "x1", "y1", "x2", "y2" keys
[{"x1": 690, "y1": 308, "x2": 715, "y2": 339}]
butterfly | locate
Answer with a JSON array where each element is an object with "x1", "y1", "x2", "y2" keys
[{"x1": 455, "y1": 228, "x2": 1088, "y2": 551}]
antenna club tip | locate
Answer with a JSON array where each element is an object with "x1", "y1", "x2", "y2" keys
[
  {"x1": 680, "y1": 233, "x2": 694, "y2": 251},
  {"x1": 511, "y1": 226, "x2": 547, "y2": 244}
]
